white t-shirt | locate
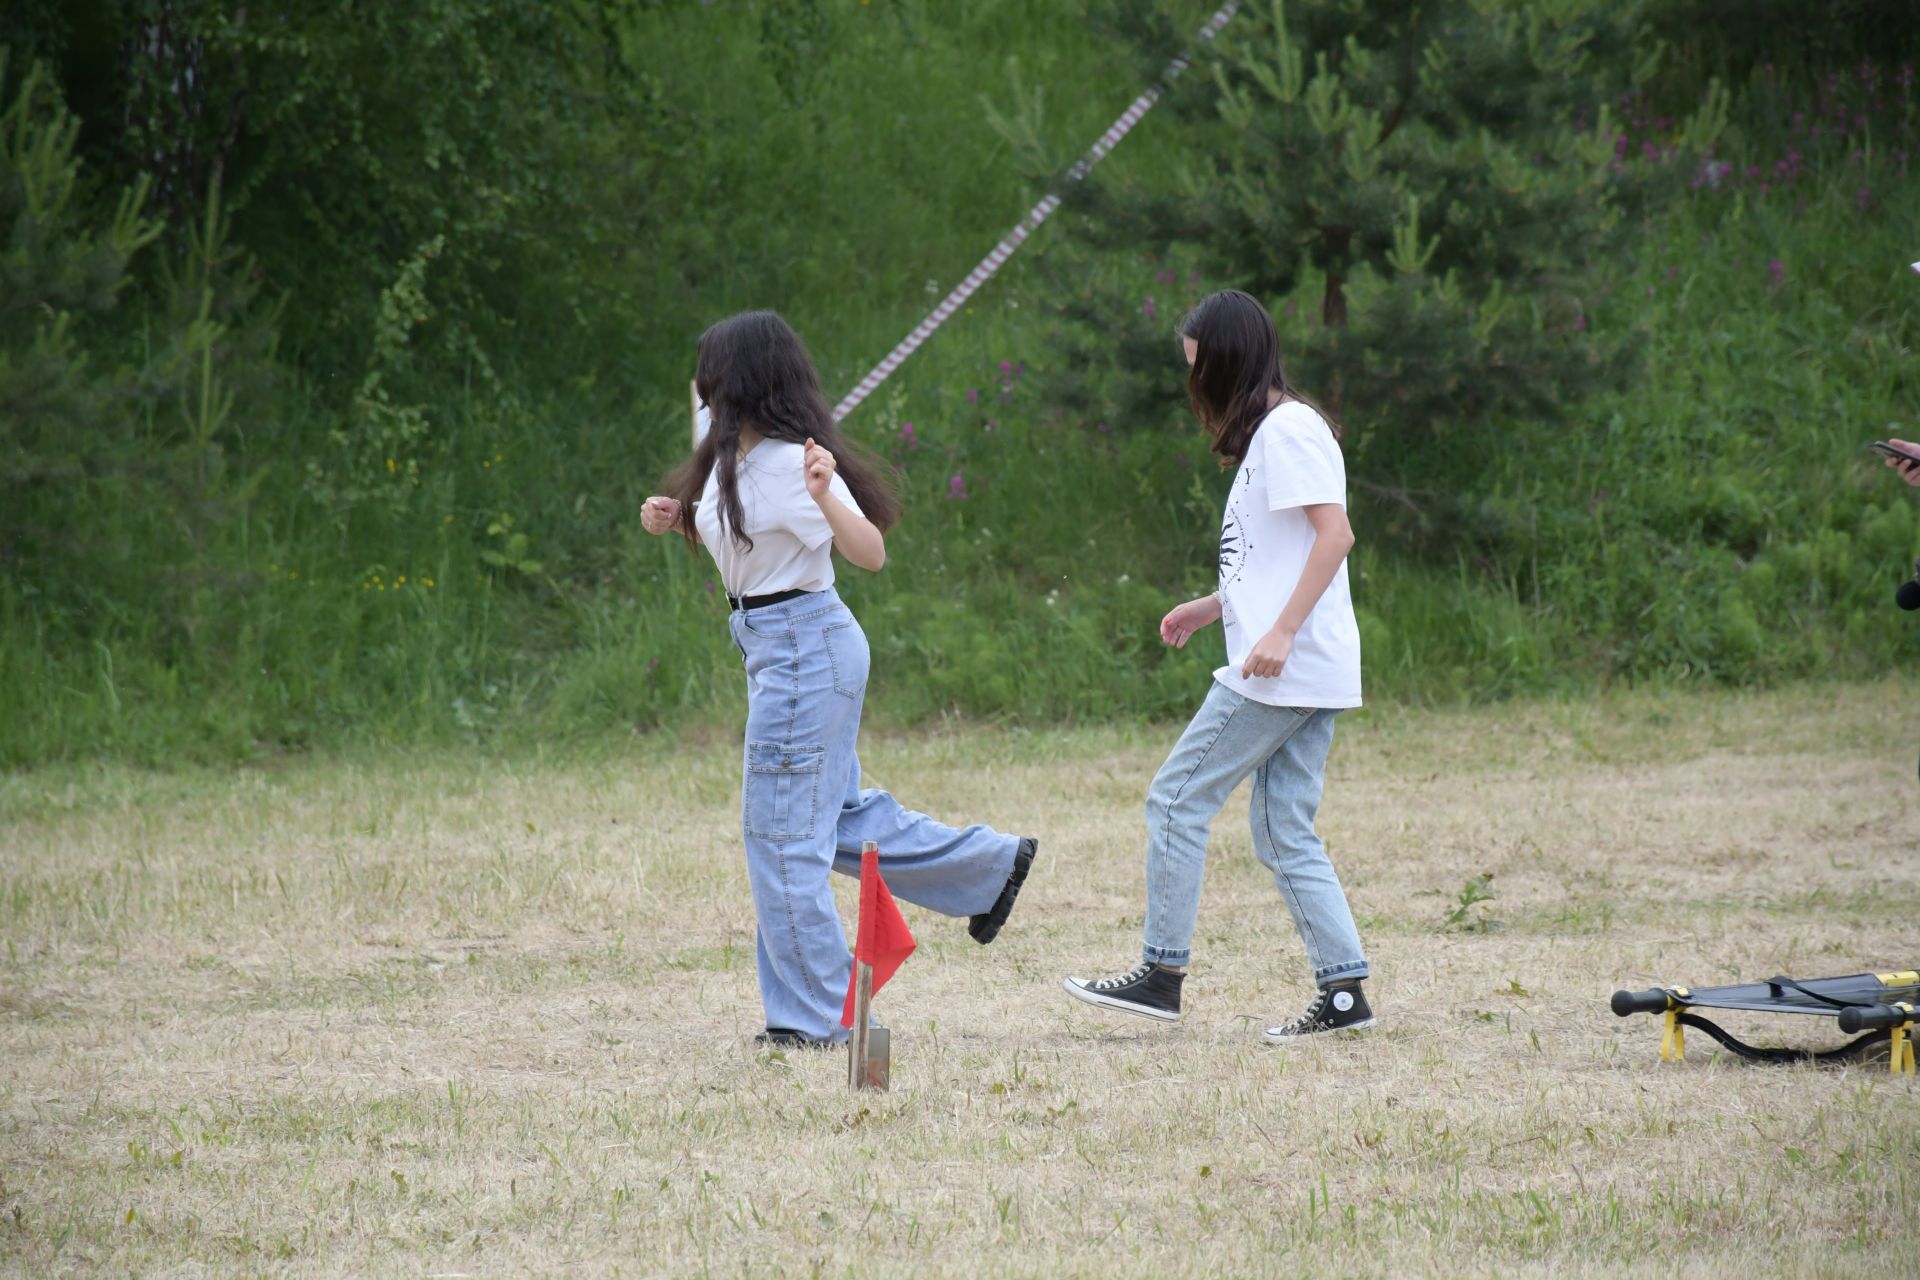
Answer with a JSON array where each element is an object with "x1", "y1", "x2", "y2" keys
[
  {"x1": 1213, "y1": 401, "x2": 1362, "y2": 709},
  {"x1": 693, "y1": 440, "x2": 862, "y2": 596}
]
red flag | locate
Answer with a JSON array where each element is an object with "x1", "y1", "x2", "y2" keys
[{"x1": 839, "y1": 847, "x2": 917, "y2": 1027}]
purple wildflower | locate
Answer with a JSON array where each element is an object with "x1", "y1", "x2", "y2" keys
[
  {"x1": 947, "y1": 472, "x2": 969, "y2": 501},
  {"x1": 1142, "y1": 293, "x2": 1158, "y2": 320},
  {"x1": 965, "y1": 387, "x2": 978, "y2": 403},
  {"x1": 1767, "y1": 259, "x2": 1785, "y2": 289}
]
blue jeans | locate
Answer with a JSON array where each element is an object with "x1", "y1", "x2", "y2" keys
[
  {"x1": 1142, "y1": 680, "x2": 1368, "y2": 987},
  {"x1": 728, "y1": 589, "x2": 1019, "y2": 1041}
]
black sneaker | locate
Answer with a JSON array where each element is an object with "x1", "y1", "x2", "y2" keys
[
  {"x1": 1061, "y1": 960, "x2": 1184, "y2": 1023},
  {"x1": 753, "y1": 1028, "x2": 837, "y2": 1050},
  {"x1": 1262, "y1": 983, "x2": 1375, "y2": 1042},
  {"x1": 969, "y1": 836, "x2": 1038, "y2": 945}
]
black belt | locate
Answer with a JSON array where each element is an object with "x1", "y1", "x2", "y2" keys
[{"x1": 727, "y1": 587, "x2": 810, "y2": 611}]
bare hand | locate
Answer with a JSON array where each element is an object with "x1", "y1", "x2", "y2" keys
[
  {"x1": 641, "y1": 496, "x2": 682, "y2": 535},
  {"x1": 1160, "y1": 593, "x2": 1224, "y2": 648},
  {"x1": 803, "y1": 437, "x2": 837, "y2": 501},
  {"x1": 1240, "y1": 626, "x2": 1294, "y2": 681},
  {"x1": 1888, "y1": 438, "x2": 1920, "y2": 488}
]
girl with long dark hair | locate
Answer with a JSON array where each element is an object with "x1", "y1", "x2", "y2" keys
[
  {"x1": 1061, "y1": 289, "x2": 1373, "y2": 1041},
  {"x1": 642, "y1": 311, "x2": 1036, "y2": 1048}
]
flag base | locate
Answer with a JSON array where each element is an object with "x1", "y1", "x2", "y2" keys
[{"x1": 851, "y1": 1024, "x2": 890, "y2": 1091}]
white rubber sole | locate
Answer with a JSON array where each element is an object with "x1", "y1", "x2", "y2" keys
[
  {"x1": 1261, "y1": 1016, "x2": 1377, "y2": 1044},
  {"x1": 1061, "y1": 976, "x2": 1182, "y2": 1023}
]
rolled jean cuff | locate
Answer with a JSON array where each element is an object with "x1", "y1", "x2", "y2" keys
[
  {"x1": 1143, "y1": 944, "x2": 1190, "y2": 967},
  {"x1": 1314, "y1": 960, "x2": 1369, "y2": 986}
]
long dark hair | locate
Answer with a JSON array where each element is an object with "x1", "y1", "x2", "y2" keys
[
  {"x1": 662, "y1": 311, "x2": 900, "y2": 550},
  {"x1": 1178, "y1": 289, "x2": 1339, "y2": 465}
]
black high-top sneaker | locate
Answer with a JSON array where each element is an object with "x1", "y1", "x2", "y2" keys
[
  {"x1": 969, "y1": 837, "x2": 1038, "y2": 944},
  {"x1": 1061, "y1": 960, "x2": 1184, "y2": 1023},
  {"x1": 752, "y1": 1028, "x2": 837, "y2": 1050},
  {"x1": 1261, "y1": 982, "x2": 1375, "y2": 1042}
]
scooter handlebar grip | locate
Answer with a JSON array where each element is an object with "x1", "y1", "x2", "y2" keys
[
  {"x1": 1837, "y1": 1003, "x2": 1913, "y2": 1034},
  {"x1": 1610, "y1": 988, "x2": 1672, "y2": 1017}
]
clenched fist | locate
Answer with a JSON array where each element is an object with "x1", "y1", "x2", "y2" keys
[
  {"x1": 803, "y1": 437, "x2": 837, "y2": 501},
  {"x1": 641, "y1": 496, "x2": 682, "y2": 535}
]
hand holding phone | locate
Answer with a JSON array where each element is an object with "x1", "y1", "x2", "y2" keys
[{"x1": 1872, "y1": 439, "x2": 1920, "y2": 488}]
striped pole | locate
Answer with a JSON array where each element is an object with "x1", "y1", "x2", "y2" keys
[{"x1": 829, "y1": 1, "x2": 1241, "y2": 423}]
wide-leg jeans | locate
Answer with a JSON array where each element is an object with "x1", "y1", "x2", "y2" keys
[{"x1": 729, "y1": 589, "x2": 1019, "y2": 1041}]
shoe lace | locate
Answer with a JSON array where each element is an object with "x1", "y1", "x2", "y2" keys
[
  {"x1": 1276, "y1": 988, "x2": 1334, "y2": 1035},
  {"x1": 1088, "y1": 961, "x2": 1154, "y2": 991}
]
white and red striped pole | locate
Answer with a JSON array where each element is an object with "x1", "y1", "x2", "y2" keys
[{"x1": 827, "y1": 1, "x2": 1241, "y2": 424}]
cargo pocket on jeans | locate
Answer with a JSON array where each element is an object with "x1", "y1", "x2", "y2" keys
[{"x1": 744, "y1": 742, "x2": 825, "y2": 841}]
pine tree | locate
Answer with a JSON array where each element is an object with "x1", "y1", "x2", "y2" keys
[{"x1": 1026, "y1": 0, "x2": 1722, "y2": 539}]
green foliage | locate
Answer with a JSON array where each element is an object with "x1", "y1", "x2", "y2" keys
[
  {"x1": 2, "y1": 6, "x2": 1919, "y2": 766},
  {"x1": 1023, "y1": 0, "x2": 1700, "y2": 471},
  {"x1": 1644, "y1": 0, "x2": 1920, "y2": 99}
]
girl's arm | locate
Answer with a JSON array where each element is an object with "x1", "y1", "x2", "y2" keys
[
  {"x1": 1240, "y1": 503, "x2": 1354, "y2": 679},
  {"x1": 1160, "y1": 593, "x2": 1222, "y2": 647},
  {"x1": 803, "y1": 438, "x2": 886, "y2": 572}
]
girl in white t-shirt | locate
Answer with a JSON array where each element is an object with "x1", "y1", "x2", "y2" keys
[
  {"x1": 1062, "y1": 289, "x2": 1373, "y2": 1041},
  {"x1": 641, "y1": 311, "x2": 1036, "y2": 1048}
]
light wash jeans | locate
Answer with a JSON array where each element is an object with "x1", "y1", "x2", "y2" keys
[
  {"x1": 1142, "y1": 680, "x2": 1368, "y2": 987},
  {"x1": 728, "y1": 588, "x2": 1019, "y2": 1041}
]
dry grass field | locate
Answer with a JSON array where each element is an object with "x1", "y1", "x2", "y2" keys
[{"x1": 3, "y1": 681, "x2": 1917, "y2": 1277}]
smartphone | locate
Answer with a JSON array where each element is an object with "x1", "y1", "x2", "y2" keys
[{"x1": 1869, "y1": 440, "x2": 1920, "y2": 466}]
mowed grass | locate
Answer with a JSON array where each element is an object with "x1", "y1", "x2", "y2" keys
[{"x1": 2, "y1": 681, "x2": 1918, "y2": 1276}]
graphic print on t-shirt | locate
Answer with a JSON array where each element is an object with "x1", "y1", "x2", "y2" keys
[{"x1": 1218, "y1": 462, "x2": 1252, "y2": 591}]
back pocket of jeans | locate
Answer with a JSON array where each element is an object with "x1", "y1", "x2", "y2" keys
[
  {"x1": 744, "y1": 742, "x2": 826, "y2": 841},
  {"x1": 822, "y1": 620, "x2": 869, "y2": 698}
]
